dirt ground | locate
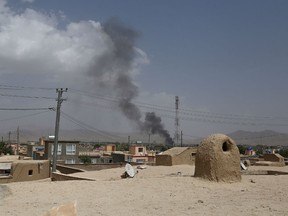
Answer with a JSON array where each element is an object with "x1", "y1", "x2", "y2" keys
[{"x1": 1, "y1": 165, "x2": 288, "y2": 216}]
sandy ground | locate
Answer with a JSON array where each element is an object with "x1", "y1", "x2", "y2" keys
[{"x1": 1, "y1": 165, "x2": 288, "y2": 216}]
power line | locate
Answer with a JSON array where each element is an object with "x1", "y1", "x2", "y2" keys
[
  {"x1": 0, "y1": 110, "x2": 52, "y2": 122},
  {"x1": 0, "y1": 93, "x2": 55, "y2": 100},
  {"x1": 0, "y1": 107, "x2": 53, "y2": 111},
  {"x1": 60, "y1": 111, "x2": 123, "y2": 140},
  {"x1": 1, "y1": 86, "x2": 286, "y2": 122},
  {"x1": 67, "y1": 94, "x2": 288, "y2": 127},
  {"x1": 0, "y1": 84, "x2": 55, "y2": 90},
  {"x1": 69, "y1": 88, "x2": 288, "y2": 122},
  {"x1": 232, "y1": 133, "x2": 287, "y2": 141}
]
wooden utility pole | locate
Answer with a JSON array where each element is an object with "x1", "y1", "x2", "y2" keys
[
  {"x1": 17, "y1": 126, "x2": 19, "y2": 155},
  {"x1": 8, "y1": 131, "x2": 11, "y2": 145},
  {"x1": 180, "y1": 131, "x2": 183, "y2": 147},
  {"x1": 52, "y1": 88, "x2": 67, "y2": 172},
  {"x1": 128, "y1": 136, "x2": 130, "y2": 145}
]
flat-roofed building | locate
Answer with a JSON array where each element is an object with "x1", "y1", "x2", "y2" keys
[{"x1": 44, "y1": 140, "x2": 80, "y2": 164}]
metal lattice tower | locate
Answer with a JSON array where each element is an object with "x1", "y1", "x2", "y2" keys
[{"x1": 174, "y1": 96, "x2": 180, "y2": 146}]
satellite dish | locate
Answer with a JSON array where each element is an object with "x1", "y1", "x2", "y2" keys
[
  {"x1": 125, "y1": 163, "x2": 135, "y2": 178},
  {"x1": 240, "y1": 161, "x2": 247, "y2": 170}
]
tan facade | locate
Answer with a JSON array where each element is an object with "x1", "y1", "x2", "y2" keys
[
  {"x1": 156, "y1": 147, "x2": 197, "y2": 166},
  {"x1": 256, "y1": 153, "x2": 286, "y2": 167},
  {"x1": 105, "y1": 144, "x2": 116, "y2": 152},
  {"x1": 128, "y1": 145, "x2": 156, "y2": 163},
  {"x1": 0, "y1": 158, "x2": 50, "y2": 183},
  {"x1": 129, "y1": 145, "x2": 147, "y2": 156}
]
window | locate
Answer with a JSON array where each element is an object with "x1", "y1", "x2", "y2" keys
[
  {"x1": 66, "y1": 144, "x2": 76, "y2": 155},
  {"x1": 51, "y1": 144, "x2": 62, "y2": 155},
  {"x1": 28, "y1": 170, "x2": 33, "y2": 176},
  {"x1": 0, "y1": 163, "x2": 12, "y2": 177},
  {"x1": 91, "y1": 158, "x2": 97, "y2": 164},
  {"x1": 138, "y1": 148, "x2": 144, "y2": 152},
  {"x1": 127, "y1": 156, "x2": 133, "y2": 162},
  {"x1": 65, "y1": 159, "x2": 76, "y2": 164},
  {"x1": 136, "y1": 159, "x2": 146, "y2": 163}
]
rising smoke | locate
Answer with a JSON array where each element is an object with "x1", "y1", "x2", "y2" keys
[
  {"x1": 88, "y1": 18, "x2": 173, "y2": 145},
  {"x1": 144, "y1": 112, "x2": 174, "y2": 145}
]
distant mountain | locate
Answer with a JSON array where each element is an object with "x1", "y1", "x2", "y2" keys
[
  {"x1": 227, "y1": 130, "x2": 288, "y2": 146},
  {"x1": 184, "y1": 130, "x2": 288, "y2": 146},
  {"x1": 2, "y1": 128, "x2": 288, "y2": 146}
]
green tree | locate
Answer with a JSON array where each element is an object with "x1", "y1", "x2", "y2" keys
[
  {"x1": 0, "y1": 141, "x2": 13, "y2": 155},
  {"x1": 78, "y1": 155, "x2": 92, "y2": 164},
  {"x1": 279, "y1": 149, "x2": 288, "y2": 158},
  {"x1": 237, "y1": 145, "x2": 247, "y2": 155},
  {"x1": 116, "y1": 143, "x2": 129, "y2": 151},
  {"x1": 160, "y1": 145, "x2": 169, "y2": 152}
]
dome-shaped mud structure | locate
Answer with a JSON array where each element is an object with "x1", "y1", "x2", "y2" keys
[{"x1": 194, "y1": 134, "x2": 241, "y2": 182}]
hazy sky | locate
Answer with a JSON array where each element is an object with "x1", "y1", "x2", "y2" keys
[{"x1": 0, "y1": 0, "x2": 288, "y2": 142}]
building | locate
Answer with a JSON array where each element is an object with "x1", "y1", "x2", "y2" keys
[
  {"x1": 27, "y1": 144, "x2": 45, "y2": 159},
  {"x1": 129, "y1": 145, "x2": 156, "y2": 163},
  {"x1": 8, "y1": 143, "x2": 18, "y2": 155},
  {"x1": 79, "y1": 151, "x2": 113, "y2": 164},
  {"x1": 112, "y1": 151, "x2": 132, "y2": 163},
  {"x1": 44, "y1": 140, "x2": 80, "y2": 164},
  {"x1": 104, "y1": 144, "x2": 116, "y2": 152},
  {"x1": 245, "y1": 147, "x2": 256, "y2": 156},
  {"x1": 255, "y1": 153, "x2": 285, "y2": 167},
  {"x1": 156, "y1": 147, "x2": 197, "y2": 166},
  {"x1": 0, "y1": 155, "x2": 50, "y2": 183}
]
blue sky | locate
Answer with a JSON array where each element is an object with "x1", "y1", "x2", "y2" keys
[{"x1": 1, "y1": 0, "x2": 288, "y2": 142}]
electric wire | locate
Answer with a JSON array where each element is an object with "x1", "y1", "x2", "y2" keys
[
  {"x1": 231, "y1": 133, "x2": 287, "y2": 141},
  {"x1": 0, "y1": 93, "x2": 55, "y2": 100},
  {"x1": 0, "y1": 84, "x2": 55, "y2": 90},
  {"x1": 0, "y1": 110, "x2": 52, "y2": 122},
  {"x1": 60, "y1": 114, "x2": 118, "y2": 141},
  {"x1": 2, "y1": 85, "x2": 286, "y2": 122},
  {"x1": 0, "y1": 107, "x2": 54, "y2": 111},
  {"x1": 2, "y1": 86, "x2": 288, "y2": 135},
  {"x1": 67, "y1": 97, "x2": 288, "y2": 127},
  {"x1": 68, "y1": 88, "x2": 288, "y2": 122},
  {"x1": 59, "y1": 111, "x2": 124, "y2": 140}
]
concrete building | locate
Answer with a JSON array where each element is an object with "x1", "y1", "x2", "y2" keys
[
  {"x1": 44, "y1": 140, "x2": 80, "y2": 164},
  {"x1": 27, "y1": 144, "x2": 45, "y2": 159},
  {"x1": 129, "y1": 145, "x2": 156, "y2": 163},
  {"x1": 104, "y1": 144, "x2": 116, "y2": 152},
  {"x1": 112, "y1": 151, "x2": 132, "y2": 163}
]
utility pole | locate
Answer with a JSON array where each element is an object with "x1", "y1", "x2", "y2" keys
[
  {"x1": 52, "y1": 88, "x2": 67, "y2": 172},
  {"x1": 8, "y1": 131, "x2": 11, "y2": 145},
  {"x1": 174, "y1": 96, "x2": 180, "y2": 146},
  {"x1": 17, "y1": 126, "x2": 19, "y2": 155},
  {"x1": 148, "y1": 133, "x2": 151, "y2": 149},
  {"x1": 180, "y1": 131, "x2": 183, "y2": 147}
]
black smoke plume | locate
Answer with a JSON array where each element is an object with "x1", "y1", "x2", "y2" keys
[
  {"x1": 144, "y1": 112, "x2": 174, "y2": 145},
  {"x1": 89, "y1": 18, "x2": 173, "y2": 145}
]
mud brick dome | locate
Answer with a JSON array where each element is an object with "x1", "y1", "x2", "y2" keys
[{"x1": 194, "y1": 134, "x2": 241, "y2": 182}]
